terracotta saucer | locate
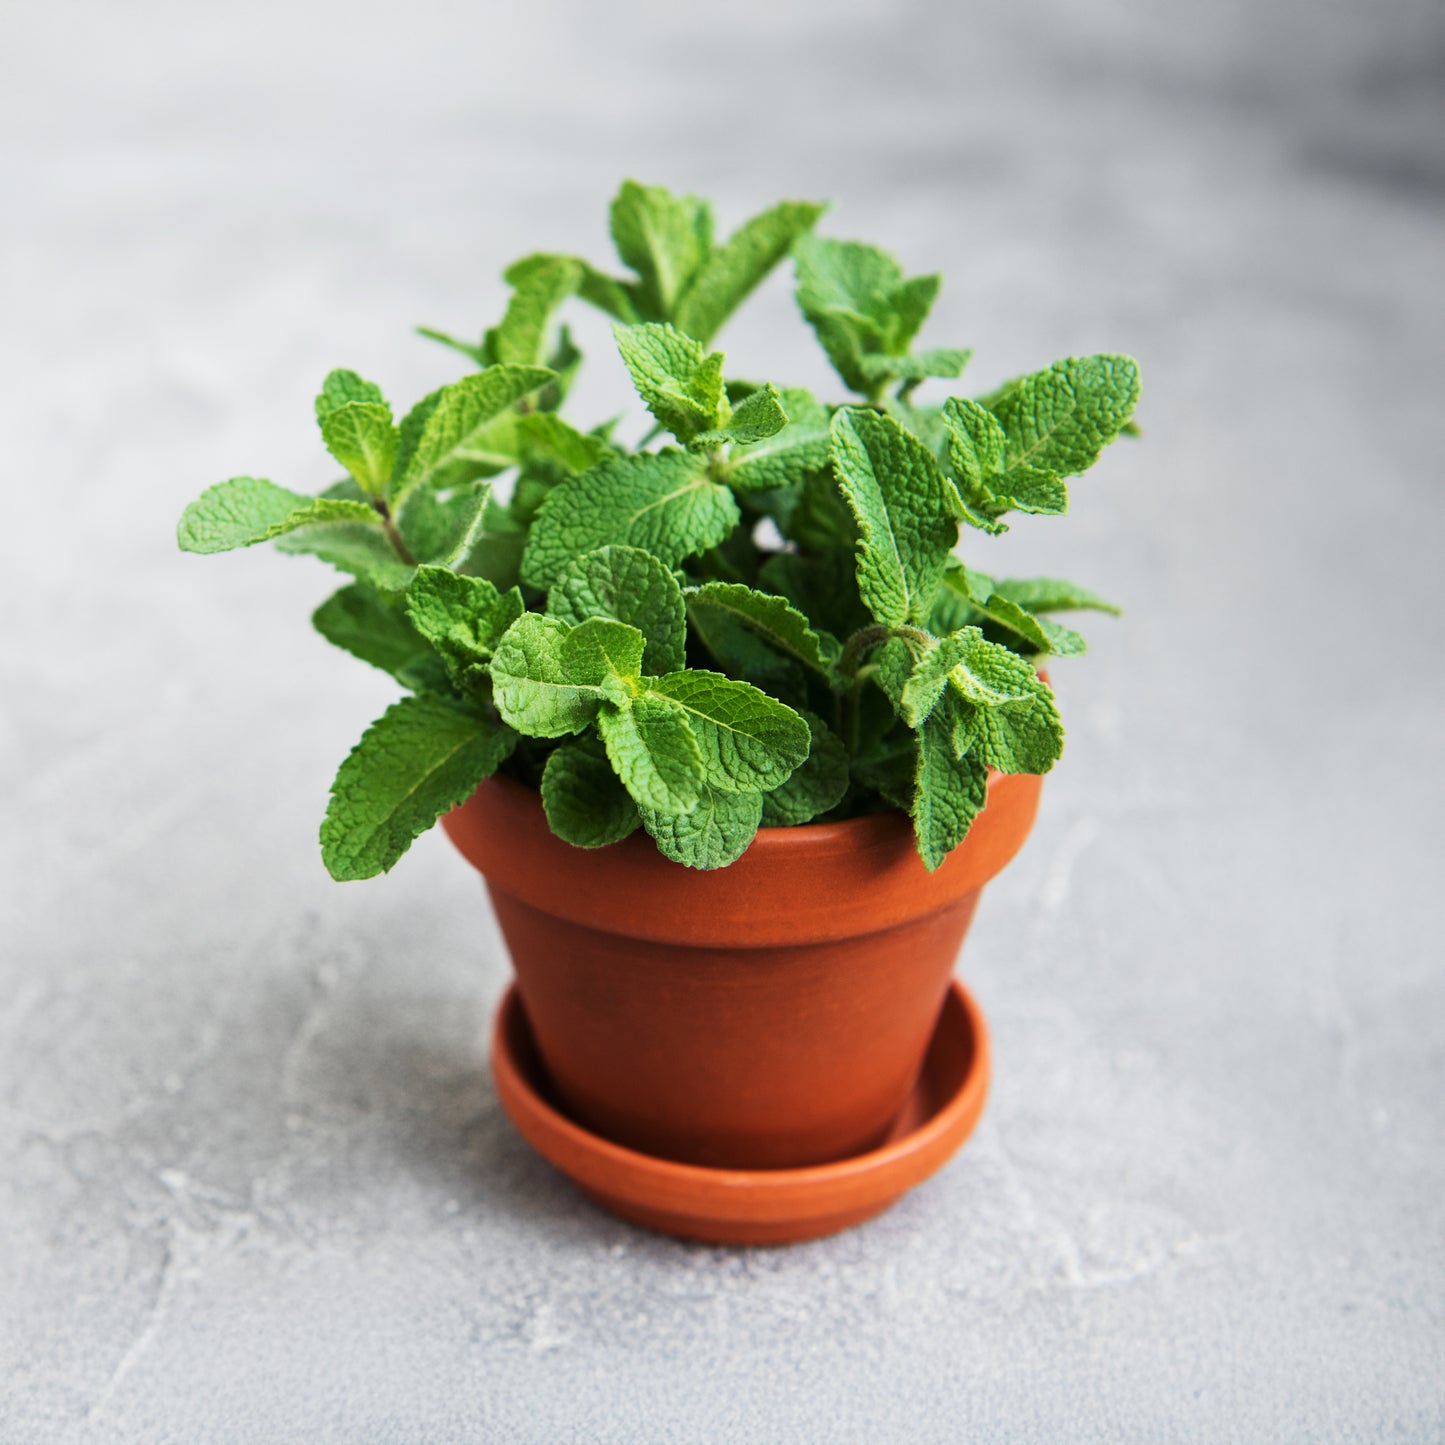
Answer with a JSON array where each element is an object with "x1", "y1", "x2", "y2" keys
[{"x1": 490, "y1": 980, "x2": 991, "y2": 1246}]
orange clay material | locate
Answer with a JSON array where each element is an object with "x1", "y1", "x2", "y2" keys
[{"x1": 444, "y1": 770, "x2": 1039, "y2": 1170}]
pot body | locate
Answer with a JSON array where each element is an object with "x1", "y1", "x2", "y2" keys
[{"x1": 444, "y1": 771, "x2": 1041, "y2": 1169}]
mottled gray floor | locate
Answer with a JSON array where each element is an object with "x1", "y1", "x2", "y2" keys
[{"x1": 3, "y1": 1, "x2": 1444, "y2": 1440}]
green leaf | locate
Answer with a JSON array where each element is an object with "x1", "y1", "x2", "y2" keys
[
  {"x1": 988, "y1": 354, "x2": 1140, "y2": 478},
  {"x1": 598, "y1": 697, "x2": 704, "y2": 813},
  {"x1": 757, "y1": 550, "x2": 871, "y2": 639},
  {"x1": 415, "y1": 326, "x2": 486, "y2": 366},
  {"x1": 398, "y1": 480, "x2": 492, "y2": 568},
  {"x1": 319, "y1": 402, "x2": 398, "y2": 496},
  {"x1": 646, "y1": 670, "x2": 809, "y2": 795},
  {"x1": 548, "y1": 545, "x2": 686, "y2": 675},
  {"x1": 829, "y1": 408, "x2": 958, "y2": 627},
  {"x1": 794, "y1": 236, "x2": 959, "y2": 396},
  {"x1": 315, "y1": 369, "x2": 387, "y2": 420},
  {"x1": 684, "y1": 582, "x2": 839, "y2": 679},
  {"x1": 609, "y1": 180, "x2": 713, "y2": 321},
  {"x1": 900, "y1": 626, "x2": 1041, "y2": 727},
  {"x1": 952, "y1": 680, "x2": 1063, "y2": 775},
  {"x1": 991, "y1": 576, "x2": 1121, "y2": 616},
  {"x1": 388, "y1": 365, "x2": 554, "y2": 506},
  {"x1": 521, "y1": 448, "x2": 739, "y2": 589},
  {"x1": 312, "y1": 582, "x2": 434, "y2": 683},
  {"x1": 555, "y1": 257, "x2": 641, "y2": 324},
  {"x1": 540, "y1": 740, "x2": 641, "y2": 848},
  {"x1": 911, "y1": 713, "x2": 990, "y2": 872},
  {"x1": 489, "y1": 613, "x2": 606, "y2": 738},
  {"x1": 940, "y1": 562, "x2": 1087, "y2": 657},
  {"x1": 320, "y1": 693, "x2": 515, "y2": 880},
  {"x1": 638, "y1": 785, "x2": 763, "y2": 870},
  {"x1": 613, "y1": 322, "x2": 724, "y2": 442},
  {"x1": 942, "y1": 397, "x2": 1066, "y2": 531},
  {"x1": 514, "y1": 412, "x2": 611, "y2": 476},
  {"x1": 274, "y1": 521, "x2": 416, "y2": 592},
  {"x1": 177, "y1": 477, "x2": 377, "y2": 554},
  {"x1": 485, "y1": 254, "x2": 581, "y2": 367},
  {"x1": 559, "y1": 616, "x2": 647, "y2": 690},
  {"x1": 760, "y1": 709, "x2": 849, "y2": 826},
  {"x1": 726, "y1": 387, "x2": 832, "y2": 495},
  {"x1": 690, "y1": 383, "x2": 789, "y2": 450},
  {"x1": 404, "y1": 566, "x2": 525, "y2": 693},
  {"x1": 673, "y1": 199, "x2": 826, "y2": 343}
]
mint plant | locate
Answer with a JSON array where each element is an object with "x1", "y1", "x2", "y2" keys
[{"x1": 178, "y1": 180, "x2": 1138, "y2": 877}]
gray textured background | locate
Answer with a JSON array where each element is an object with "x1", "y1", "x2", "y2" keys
[{"x1": 4, "y1": 1, "x2": 1444, "y2": 1440}]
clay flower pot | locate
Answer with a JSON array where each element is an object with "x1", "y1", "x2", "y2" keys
[{"x1": 444, "y1": 770, "x2": 1041, "y2": 1191}]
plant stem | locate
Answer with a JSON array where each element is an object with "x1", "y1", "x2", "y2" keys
[{"x1": 371, "y1": 498, "x2": 417, "y2": 566}]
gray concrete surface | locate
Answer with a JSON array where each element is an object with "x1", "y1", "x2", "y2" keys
[{"x1": 4, "y1": 1, "x2": 1444, "y2": 1439}]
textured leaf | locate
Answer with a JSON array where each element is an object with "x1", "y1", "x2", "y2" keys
[
  {"x1": 320, "y1": 694, "x2": 515, "y2": 880},
  {"x1": 405, "y1": 566, "x2": 524, "y2": 693},
  {"x1": 548, "y1": 546, "x2": 686, "y2": 675},
  {"x1": 727, "y1": 387, "x2": 832, "y2": 495},
  {"x1": 274, "y1": 521, "x2": 416, "y2": 592},
  {"x1": 315, "y1": 369, "x2": 387, "y2": 419},
  {"x1": 900, "y1": 626, "x2": 1041, "y2": 727},
  {"x1": 830, "y1": 408, "x2": 958, "y2": 626},
  {"x1": 942, "y1": 397, "x2": 1066, "y2": 530},
  {"x1": 685, "y1": 582, "x2": 839, "y2": 678},
  {"x1": 514, "y1": 412, "x2": 611, "y2": 476},
  {"x1": 559, "y1": 617, "x2": 646, "y2": 690},
  {"x1": 760, "y1": 709, "x2": 849, "y2": 826},
  {"x1": 757, "y1": 550, "x2": 871, "y2": 639},
  {"x1": 415, "y1": 326, "x2": 486, "y2": 366},
  {"x1": 389, "y1": 365, "x2": 554, "y2": 505},
  {"x1": 598, "y1": 697, "x2": 704, "y2": 813},
  {"x1": 911, "y1": 713, "x2": 990, "y2": 872},
  {"x1": 863, "y1": 347, "x2": 972, "y2": 388},
  {"x1": 671, "y1": 200, "x2": 824, "y2": 342},
  {"x1": 988, "y1": 355, "x2": 1141, "y2": 477},
  {"x1": 613, "y1": 322, "x2": 724, "y2": 442},
  {"x1": 638, "y1": 786, "x2": 763, "y2": 870},
  {"x1": 485, "y1": 254, "x2": 581, "y2": 366},
  {"x1": 521, "y1": 448, "x2": 739, "y2": 588},
  {"x1": 940, "y1": 563, "x2": 1087, "y2": 656},
  {"x1": 540, "y1": 740, "x2": 641, "y2": 848},
  {"x1": 319, "y1": 401, "x2": 397, "y2": 496},
  {"x1": 646, "y1": 670, "x2": 809, "y2": 795},
  {"x1": 489, "y1": 613, "x2": 606, "y2": 738},
  {"x1": 312, "y1": 582, "x2": 434, "y2": 682},
  {"x1": 952, "y1": 681, "x2": 1063, "y2": 775},
  {"x1": 690, "y1": 383, "x2": 789, "y2": 450},
  {"x1": 991, "y1": 576, "x2": 1121, "y2": 616},
  {"x1": 609, "y1": 180, "x2": 713, "y2": 321},
  {"x1": 177, "y1": 477, "x2": 378, "y2": 554},
  {"x1": 398, "y1": 481, "x2": 492, "y2": 568}
]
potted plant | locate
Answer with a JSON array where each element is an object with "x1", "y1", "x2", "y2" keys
[{"x1": 178, "y1": 180, "x2": 1138, "y2": 1243}]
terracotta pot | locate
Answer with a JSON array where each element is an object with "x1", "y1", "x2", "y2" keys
[{"x1": 443, "y1": 770, "x2": 1042, "y2": 1172}]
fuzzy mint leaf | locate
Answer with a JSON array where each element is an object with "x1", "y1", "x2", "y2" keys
[
  {"x1": 514, "y1": 412, "x2": 612, "y2": 477},
  {"x1": 830, "y1": 407, "x2": 958, "y2": 627},
  {"x1": 951, "y1": 678, "x2": 1063, "y2": 776},
  {"x1": 320, "y1": 402, "x2": 398, "y2": 497},
  {"x1": 598, "y1": 697, "x2": 705, "y2": 814},
  {"x1": 638, "y1": 785, "x2": 763, "y2": 870},
  {"x1": 177, "y1": 477, "x2": 378, "y2": 555},
  {"x1": 320, "y1": 693, "x2": 515, "y2": 881},
  {"x1": 759, "y1": 709, "x2": 849, "y2": 826},
  {"x1": 397, "y1": 481, "x2": 492, "y2": 568},
  {"x1": 942, "y1": 397, "x2": 1067, "y2": 531},
  {"x1": 520, "y1": 448, "x2": 739, "y2": 589},
  {"x1": 275, "y1": 521, "x2": 415, "y2": 593},
  {"x1": 485, "y1": 254, "x2": 582, "y2": 367},
  {"x1": 613, "y1": 322, "x2": 724, "y2": 442},
  {"x1": 489, "y1": 613, "x2": 606, "y2": 738},
  {"x1": 684, "y1": 582, "x2": 839, "y2": 679},
  {"x1": 940, "y1": 563, "x2": 1087, "y2": 657},
  {"x1": 540, "y1": 740, "x2": 641, "y2": 848},
  {"x1": 726, "y1": 387, "x2": 832, "y2": 495},
  {"x1": 672, "y1": 199, "x2": 826, "y2": 343},
  {"x1": 312, "y1": 582, "x2": 435, "y2": 684},
  {"x1": 388, "y1": 365, "x2": 554, "y2": 507},
  {"x1": 991, "y1": 576, "x2": 1121, "y2": 616},
  {"x1": 315, "y1": 369, "x2": 387, "y2": 419},
  {"x1": 912, "y1": 712, "x2": 990, "y2": 872},
  {"x1": 405, "y1": 566, "x2": 524, "y2": 694},
  {"x1": 609, "y1": 180, "x2": 713, "y2": 322},
  {"x1": 548, "y1": 546, "x2": 686, "y2": 675},
  {"x1": 689, "y1": 383, "x2": 789, "y2": 450},
  {"x1": 899, "y1": 626, "x2": 1042, "y2": 728},
  {"x1": 646, "y1": 670, "x2": 809, "y2": 796},
  {"x1": 988, "y1": 355, "x2": 1141, "y2": 478}
]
